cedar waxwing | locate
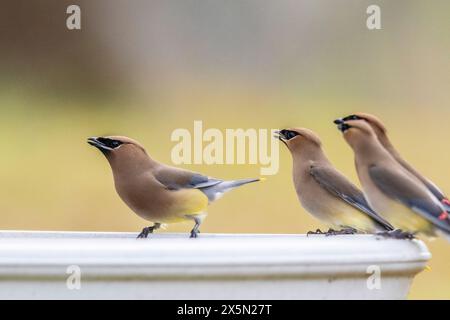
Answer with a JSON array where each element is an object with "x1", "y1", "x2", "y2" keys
[
  {"x1": 88, "y1": 136, "x2": 261, "y2": 238},
  {"x1": 276, "y1": 128, "x2": 393, "y2": 235},
  {"x1": 335, "y1": 119, "x2": 450, "y2": 240},
  {"x1": 335, "y1": 113, "x2": 450, "y2": 213}
]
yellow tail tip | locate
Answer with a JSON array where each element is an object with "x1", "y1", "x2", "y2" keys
[
  {"x1": 259, "y1": 177, "x2": 267, "y2": 182},
  {"x1": 425, "y1": 265, "x2": 432, "y2": 271}
]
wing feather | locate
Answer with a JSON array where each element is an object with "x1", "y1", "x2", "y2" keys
[
  {"x1": 310, "y1": 165, "x2": 393, "y2": 230},
  {"x1": 369, "y1": 165, "x2": 450, "y2": 233},
  {"x1": 153, "y1": 165, "x2": 222, "y2": 190}
]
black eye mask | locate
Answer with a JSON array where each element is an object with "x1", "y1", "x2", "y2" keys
[
  {"x1": 280, "y1": 129, "x2": 300, "y2": 140},
  {"x1": 96, "y1": 138, "x2": 123, "y2": 149},
  {"x1": 342, "y1": 115, "x2": 362, "y2": 121}
]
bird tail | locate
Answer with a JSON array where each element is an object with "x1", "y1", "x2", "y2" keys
[
  {"x1": 201, "y1": 177, "x2": 263, "y2": 202},
  {"x1": 222, "y1": 177, "x2": 262, "y2": 190}
]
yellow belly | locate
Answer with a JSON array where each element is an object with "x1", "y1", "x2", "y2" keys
[
  {"x1": 159, "y1": 188, "x2": 209, "y2": 223},
  {"x1": 380, "y1": 201, "x2": 434, "y2": 235},
  {"x1": 329, "y1": 205, "x2": 380, "y2": 233},
  {"x1": 304, "y1": 196, "x2": 380, "y2": 233}
]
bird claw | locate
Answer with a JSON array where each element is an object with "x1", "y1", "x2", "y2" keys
[
  {"x1": 325, "y1": 227, "x2": 358, "y2": 236},
  {"x1": 377, "y1": 229, "x2": 415, "y2": 240},
  {"x1": 189, "y1": 217, "x2": 201, "y2": 239},
  {"x1": 307, "y1": 228, "x2": 358, "y2": 236},
  {"x1": 307, "y1": 227, "x2": 358, "y2": 237},
  {"x1": 307, "y1": 229, "x2": 325, "y2": 236},
  {"x1": 189, "y1": 230, "x2": 199, "y2": 238}
]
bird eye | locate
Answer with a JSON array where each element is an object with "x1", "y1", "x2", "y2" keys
[
  {"x1": 286, "y1": 131, "x2": 297, "y2": 139},
  {"x1": 97, "y1": 138, "x2": 123, "y2": 149},
  {"x1": 280, "y1": 130, "x2": 300, "y2": 140}
]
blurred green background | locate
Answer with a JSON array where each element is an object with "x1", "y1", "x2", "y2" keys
[{"x1": 0, "y1": 0, "x2": 449, "y2": 299}]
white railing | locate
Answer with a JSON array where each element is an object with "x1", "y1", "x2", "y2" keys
[{"x1": 0, "y1": 231, "x2": 430, "y2": 299}]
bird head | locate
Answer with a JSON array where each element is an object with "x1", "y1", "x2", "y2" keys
[
  {"x1": 275, "y1": 128, "x2": 322, "y2": 154},
  {"x1": 88, "y1": 136, "x2": 124, "y2": 153},
  {"x1": 335, "y1": 113, "x2": 387, "y2": 139},
  {"x1": 88, "y1": 136, "x2": 149, "y2": 166},
  {"x1": 334, "y1": 119, "x2": 377, "y2": 149}
]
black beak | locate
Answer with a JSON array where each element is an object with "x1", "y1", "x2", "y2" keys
[
  {"x1": 334, "y1": 118, "x2": 344, "y2": 124},
  {"x1": 275, "y1": 130, "x2": 290, "y2": 141},
  {"x1": 87, "y1": 137, "x2": 113, "y2": 152},
  {"x1": 273, "y1": 130, "x2": 288, "y2": 147},
  {"x1": 273, "y1": 130, "x2": 284, "y2": 140}
]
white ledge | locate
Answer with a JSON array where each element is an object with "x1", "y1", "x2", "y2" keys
[{"x1": 0, "y1": 231, "x2": 431, "y2": 299}]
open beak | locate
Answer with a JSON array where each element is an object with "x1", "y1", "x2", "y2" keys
[
  {"x1": 87, "y1": 137, "x2": 113, "y2": 151},
  {"x1": 273, "y1": 130, "x2": 288, "y2": 146},
  {"x1": 273, "y1": 130, "x2": 285, "y2": 140}
]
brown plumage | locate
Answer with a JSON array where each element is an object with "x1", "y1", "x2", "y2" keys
[
  {"x1": 277, "y1": 128, "x2": 393, "y2": 234},
  {"x1": 336, "y1": 119, "x2": 450, "y2": 239},
  {"x1": 88, "y1": 136, "x2": 260, "y2": 238},
  {"x1": 335, "y1": 113, "x2": 450, "y2": 212}
]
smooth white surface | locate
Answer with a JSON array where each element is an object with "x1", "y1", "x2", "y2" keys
[{"x1": 0, "y1": 231, "x2": 431, "y2": 299}]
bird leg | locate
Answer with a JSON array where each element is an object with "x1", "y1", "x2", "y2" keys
[
  {"x1": 137, "y1": 223, "x2": 161, "y2": 239},
  {"x1": 325, "y1": 227, "x2": 358, "y2": 236},
  {"x1": 307, "y1": 228, "x2": 326, "y2": 236},
  {"x1": 189, "y1": 217, "x2": 202, "y2": 239},
  {"x1": 376, "y1": 229, "x2": 416, "y2": 240}
]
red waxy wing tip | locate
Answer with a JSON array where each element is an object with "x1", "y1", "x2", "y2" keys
[{"x1": 438, "y1": 212, "x2": 448, "y2": 221}]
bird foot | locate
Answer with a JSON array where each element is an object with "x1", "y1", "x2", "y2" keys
[
  {"x1": 377, "y1": 229, "x2": 415, "y2": 240},
  {"x1": 189, "y1": 229, "x2": 199, "y2": 238},
  {"x1": 307, "y1": 229, "x2": 325, "y2": 236},
  {"x1": 136, "y1": 226, "x2": 155, "y2": 239},
  {"x1": 325, "y1": 227, "x2": 358, "y2": 236},
  {"x1": 307, "y1": 228, "x2": 357, "y2": 236}
]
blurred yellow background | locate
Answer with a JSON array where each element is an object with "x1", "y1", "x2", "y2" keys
[{"x1": 0, "y1": 0, "x2": 449, "y2": 299}]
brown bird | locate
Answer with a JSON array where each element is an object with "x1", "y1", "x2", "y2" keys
[
  {"x1": 335, "y1": 119, "x2": 450, "y2": 239},
  {"x1": 277, "y1": 128, "x2": 393, "y2": 235},
  {"x1": 335, "y1": 113, "x2": 450, "y2": 213},
  {"x1": 88, "y1": 136, "x2": 260, "y2": 238}
]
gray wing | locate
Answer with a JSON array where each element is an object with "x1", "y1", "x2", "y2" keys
[
  {"x1": 310, "y1": 165, "x2": 394, "y2": 230},
  {"x1": 153, "y1": 166, "x2": 222, "y2": 191},
  {"x1": 153, "y1": 165, "x2": 259, "y2": 202},
  {"x1": 369, "y1": 164, "x2": 450, "y2": 233}
]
